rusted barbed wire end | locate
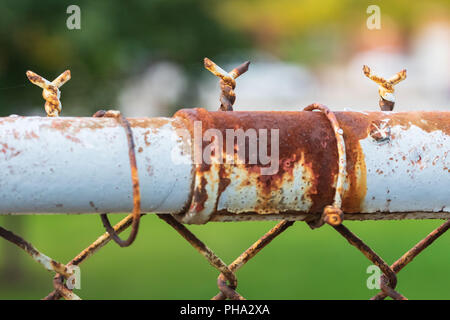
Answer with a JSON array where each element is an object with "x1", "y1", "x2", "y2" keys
[
  {"x1": 203, "y1": 57, "x2": 250, "y2": 111},
  {"x1": 26, "y1": 69, "x2": 71, "y2": 117},
  {"x1": 229, "y1": 61, "x2": 250, "y2": 79},
  {"x1": 362, "y1": 65, "x2": 407, "y2": 111}
]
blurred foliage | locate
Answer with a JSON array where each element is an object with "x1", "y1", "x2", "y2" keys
[
  {"x1": 0, "y1": 0, "x2": 449, "y2": 300},
  {"x1": 215, "y1": 0, "x2": 450, "y2": 62},
  {"x1": 1, "y1": 215, "x2": 450, "y2": 299},
  {"x1": 0, "y1": 0, "x2": 448, "y2": 116},
  {"x1": 0, "y1": 0, "x2": 249, "y2": 115}
]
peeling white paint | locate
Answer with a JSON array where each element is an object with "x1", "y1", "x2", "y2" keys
[
  {"x1": 0, "y1": 117, "x2": 193, "y2": 214},
  {"x1": 360, "y1": 124, "x2": 449, "y2": 213}
]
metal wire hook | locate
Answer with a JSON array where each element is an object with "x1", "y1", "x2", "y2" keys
[{"x1": 93, "y1": 110, "x2": 143, "y2": 247}]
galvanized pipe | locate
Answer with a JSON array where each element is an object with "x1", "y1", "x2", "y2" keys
[{"x1": 0, "y1": 109, "x2": 449, "y2": 224}]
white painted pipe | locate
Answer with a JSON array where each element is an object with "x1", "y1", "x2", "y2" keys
[
  {"x1": 0, "y1": 116, "x2": 193, "y2": 214},
  {"x1": 0, "y1": 110, "x2": 449, "y2": 224}
]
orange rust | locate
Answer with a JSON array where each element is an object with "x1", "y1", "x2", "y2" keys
[
  {"x1": 64, "y1": 135, "x2": 82, "y2": 144},
  {"x1": 303, "y1": 103, "x2": 347, "y2": 213},
  {"x1": 26, "y1": 73, "x2": 43, "y2": 84},
  {"x1": 175, "y1": 109, "x2": 340, "y2": 215},
  {"x1": 344, "y1": 141, "x2": 367, "y2": 212},
  {"x1": 37, "y1": 118, "x2": 178, "y2": 137},
  {"x1": 333, "y1": 112, "x2": 367, "y2": 212},
  {"x1": 25, "y1": 131, "x2": 39, "y2": 139},
  {"x1": 218, "y1": 166, "x2": 231, "y2": 195},
  {"x1": 173, "y1": 109, "x2": 449, "y2": 220},
  {"x1": 335, "y1": 111, "x2": 450, "y2": 138},
  {"x1": 0, "y1": 143, "x2": 21, "y2": 159},
  {"x1": 191, "y1": 176, "x2": 208, "y2": 212},
  {"x1": 0, "y1": 117, "x2": 23, "y2": 125},
  {"x1": 128, "y1": 118, "x2": 172, "y2": 129},
  {"x1": 41, "y1": 118, "x2": 105, "y2": 133},
  {"x1": 143, "y1": 130, "x2": 151, "y2": 146},
  {"x1": 323, "y1": 205, "x2": 344, "y2": 226},
  {"x1": 385, "y1": 112, "x2": 450, "y2": 136}
]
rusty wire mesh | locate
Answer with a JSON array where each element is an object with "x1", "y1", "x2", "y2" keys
[{"x1": 1, "y1": 212, "x2": 450, "y2": 300}]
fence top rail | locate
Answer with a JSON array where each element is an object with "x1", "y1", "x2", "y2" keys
[{"x1": 0, "y1": 109, "x2": 448, "y2": 224}]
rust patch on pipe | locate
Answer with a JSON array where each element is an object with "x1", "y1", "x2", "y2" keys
[
  {"x1": 335, "y1": 111, "x2": 450, "y2": 138},
  {"x1": 342, "y1": 138, "x2": 367, "y2": 212},
  {"x1": 0, "y1": 143, "x2": 21, "y2": 160},
  {"x1": 174, "y1": 109, "x2": 341, "y2": 223},
  {"x1": 192, "y1": 176, "x2": 208, "y2": 212},
  {"x1": 174, "y1": 109, "x2": 450, "y2": 224},
  {"x1": 128, "y1": 118, "x2": 173, "y2": 129}
]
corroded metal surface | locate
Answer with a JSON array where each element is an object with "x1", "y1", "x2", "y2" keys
[
  {"x1": 174, "y1": 109, "x2": 450, "y2": 224},
  {"x1": 0, "y1": 109, "x2": 448, "y2": 225},
  {"x1": 303, "y1": 103, "x2": 347, "y2": 228},
  {"x1": 1, "y1": 56, "x2": 447, "y2": 300},
  {"x1": 0, "y1": 108, "x2": 449, "y2": 300}
]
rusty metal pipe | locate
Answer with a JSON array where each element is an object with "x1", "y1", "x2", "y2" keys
[{"x1": 0, "y1": 109, "x2": 449, "y2": 224}]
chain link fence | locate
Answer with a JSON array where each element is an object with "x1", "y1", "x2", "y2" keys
[
  {"x1": 0, "y1": 59, "x2": 449, "y2": 300},
  {"x1": 2, "y1": 213, "x2": 450, "y2": 300}
]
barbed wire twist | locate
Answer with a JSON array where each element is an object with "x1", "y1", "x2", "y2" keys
[
  {"x1": 204, "y1": 57, "x2": 250, "y2": 111},
  {"x1": 26, "y1": 70, "x2": 71, "y2": 117},
  {"x1": 363, "y1": 65, "x2": 407, "y2": 111}
]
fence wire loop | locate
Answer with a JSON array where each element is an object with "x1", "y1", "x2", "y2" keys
[
  {"x1": 93, "y1": 110, "x2": 143, "y2": 248},
  {"x1": 303, "y1": 103, "x2": 347, "y2": 229}
]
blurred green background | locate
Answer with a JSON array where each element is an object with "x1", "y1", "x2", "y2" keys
[
  {"x1": 0, "y1": 0, "x2": 449, "y2": 299},
  {"x1": 2, "y1": 216, "x2": 450, "y2": 299}
]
